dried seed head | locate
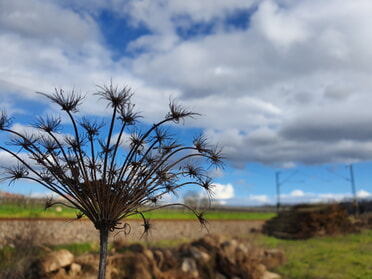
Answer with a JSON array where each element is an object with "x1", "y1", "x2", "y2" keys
[
  {"x1": 166, "y1": 100, "x2": 200, "y2": 123},
  {"x1": 38, "y1": 89, "x2": 84, "y2": 113},
  {"x1": 95, "y1": 83, "x2": 133, "y2": 109},
  {"x1": 79, "y1": 117, "x2": 104, "y2": 140},
  {"x1": 33, "y1": 115, "x2": 62, "y2": 133},
  {"x1": 196, "y1": 211, "x2": 209, "y2": 233},
  {"x1": 0, "y1": 82, "x2": 224, "y2": 238},
  {"x1": 44, "y1": 196, "x2": 54, "y2": 211},
  {"x1": 140, "y1": 218, "x2": 153, "y2": 240},
  {"x1": 76, "y1": 212, "x2": 84, "y2": 219},
  {"x1": 0, "y1": 111, "x2": 12, "y2": 130}
]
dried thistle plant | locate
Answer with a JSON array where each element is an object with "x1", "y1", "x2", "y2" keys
[{"x1": 0, "y1": 83, "x2": 224, "y2": 279}]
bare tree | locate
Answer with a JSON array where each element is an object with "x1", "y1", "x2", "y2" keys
[{"x1": 0, "y1": 83, "x2": 223, "y2": 279}]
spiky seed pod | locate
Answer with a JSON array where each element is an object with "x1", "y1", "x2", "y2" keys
[
  {"x1": 0, "y1": 111, "x2": 12, "y2": 129},
  {"x1": 38, "y1": 89, "x2": 84, "y2": 113},
  {"x1": 33, "y1": 115, "x2": 62, "y2": 133},
  {"x1": 0, "y1": 83, "x2": 224, "y2": 279}
]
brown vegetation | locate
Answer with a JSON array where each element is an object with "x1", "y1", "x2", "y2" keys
[{"x1": 262, "y1": 203, "x2": 358, "y2": 240}]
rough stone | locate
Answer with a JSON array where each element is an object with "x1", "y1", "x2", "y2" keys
[
  {"x1": 132, "y1": 256, "x2": 153, "y2": 279},
  {"x1": 181, "y1": 257, "x2": 199, "y2": 278},
  {"x1": 144, "y1": 248, "x2": 154, "y2": 261},
  {"x1": 69, "y1": 263, "x2": 82, "y2": 276},
  {"x1": 153, "y1": 249, "x2": 165, "y2": 269},
  {"x1": 26, "y1": 234, "x2": 284, "y2": 279},
  {"x1": 189, "y1": 246, "x2": 210, "y2": 263},
  {"x1": 38, "y1": 249, "x2": 74, "y2": 274},
  {"x1": 260, "y1": 249, "x2": 286, "y2": 269},
  {"x1": 261, "y1": 270, "x2": 282, "y2": 279},
  {"x1": 221, "y1": 239, "x2": 239, "y2": 264}
]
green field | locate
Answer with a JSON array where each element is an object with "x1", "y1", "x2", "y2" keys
[
  {"x1": 0, "y1": 199, "x2": 275, "y2": 220},
  {"x1": 139, "y1": 208, "x2": 275, "y2": 220},
  {"x1": 0, "y1": 201, "x2": 78, "y2": 218},
  {"x1": 1, "y1": 198, "x2": 371, "y2": 279},
  {"x1": 253, "y1": 229, "x2": 372, "y2": 279}
]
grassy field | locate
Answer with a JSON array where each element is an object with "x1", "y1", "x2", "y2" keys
[
  {"x1": 1, "y1": 198, "x2": 371, "y2": 279},
  {"x1": 0, "y1": 201, "x2": 78, "y2": 218},
  {"x1": 139, "y1": 208, "x2": 275, "y2": 220},
  {"x1": 0, "y1": 199, "x2": 275, "y2": 220},
  {"x1": 252, "y1": 229, "x2": 372, "y2": 279}
]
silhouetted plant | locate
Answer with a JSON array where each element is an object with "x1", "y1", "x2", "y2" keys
[{"x1": 0, "y1": 83, "x2": 223, "y2": 279}]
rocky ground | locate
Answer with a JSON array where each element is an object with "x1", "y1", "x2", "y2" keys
[
  {"x1": 28, "y1": 233, "x2": 285, "y2": 279},
  {"x1": 1, "y1": 219, "x2": 283, "y2": 279}
]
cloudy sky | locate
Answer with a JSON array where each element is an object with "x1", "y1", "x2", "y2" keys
[{"x1": 1, "y1": 0, "x2": 372, "y2": 206}]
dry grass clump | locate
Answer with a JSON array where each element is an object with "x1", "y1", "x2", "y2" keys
[{"x1": 263, "y1": 203, "x2": 358, "y2": 239}]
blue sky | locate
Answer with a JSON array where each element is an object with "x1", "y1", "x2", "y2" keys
[{"x1": 1, "y1": 0, "x2": 372, "y2": 206}]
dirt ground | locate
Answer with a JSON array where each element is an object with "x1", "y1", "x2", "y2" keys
[{"x1": 0, "y1": 219, "x2": 265, "y2": 247}]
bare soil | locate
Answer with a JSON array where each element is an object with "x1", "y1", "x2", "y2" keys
[{"x1": 0, "y1": 218, "x2": 264, "y2": 247}]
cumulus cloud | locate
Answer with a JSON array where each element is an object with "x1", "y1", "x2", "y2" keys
[
  {"x1": 212, "y1": 183, "x2": 234, "y2": 200},
  {"x1": 111, "y1": 0, "x2": 372, "y2": 168},
  {"x1": 120, "y1": 0, "x2": 256, "y2": 35},
  {"x1": 279, "y1": 189, "x2": 372, "y2": 205},
  {"x1": 0, "y1": 0, "x2": 98, "y2": 45},
  {"x1": 0, "y1": 0, "x2": 109, "y2": 99},
  {"x1": 2, "y1": 0, "x2": 372, "y2": 170},
  {"x1": 253, "y1": 0, "x2": 310, "y2": 49},
  {"x1": 214, "y1": 188, "x2": 372, "y2": 206},
  {"x1": 356, "y1": 190, "x2": 372, "y2": 199},
  {"x1": 248, "y1": 194, "x2": 271, "y2": 204},
  {"x1": 0, "y1": 151, "x2": 21, "y2": 168},
  {"x1": 224, "y1": 194, "x2": 272, "y2": 206}
]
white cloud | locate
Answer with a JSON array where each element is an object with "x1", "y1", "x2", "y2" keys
[
  {"x1": 120, "y1": 0, "x2": 256, "y2": 33},
  {"x1": 278, "y1": 188, "x2": 372, "y2": 205},
  {"x1": 225, "y1": 194, "x2": 272, "y2": 206},
  {"x1": 357, "y1": 190, "x2": 372, "y2": 199},
  {"x1": 289, "y1": 189, "x2": 305, "y2": 197},
  {"x1": 122, "y1": 0, "x2": 372, "y2": 167},
  {"x1": 2, "y1": 0, "x2": 372, "y2": 169},
  {"x1": 221, "y1": 188, "x2": 372, "y2": 206},
  {"x1": 213, "y1": 183, "x2": 234, "y2": 200},
  {"x1": 248, "y1": 194, "x2": 271, "y2": 203},
  {"x1": 0, "y1": 0, "x2": 99, "y2": 45},
  {"x1": 253, "y1": 0, "x2": 310, "y2": 49},
  {"x1": 0, "y1": 151, "x2": 20, "y2": 168},
  {"x1": 0, "y1": 0, "x2": 112, "y2": 100}
]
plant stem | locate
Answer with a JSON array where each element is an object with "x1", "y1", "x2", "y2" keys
[{"x1": 98, "y1": 228, "x2": 109, "y2": 279}]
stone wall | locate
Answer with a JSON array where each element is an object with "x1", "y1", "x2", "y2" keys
[
  {"x1": 0, "y1": 219, "x2": 264, "y2": 247},
  {"x1": 28, "y1": 234, "x2": 285, "y2": 279}
]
